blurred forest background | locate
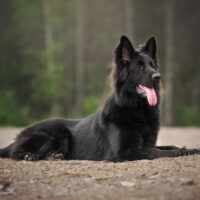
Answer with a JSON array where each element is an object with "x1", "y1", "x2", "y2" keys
[{"x1": 0, "y1": 0, "x2": 200, "y2": 127}]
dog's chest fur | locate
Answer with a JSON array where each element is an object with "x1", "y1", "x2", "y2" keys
[{"x1": 103, "y1": 97, "x2": 159, "y2": 151}]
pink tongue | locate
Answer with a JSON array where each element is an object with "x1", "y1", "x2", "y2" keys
[{"x1": 141, "y1": 86, "x2": 157, "y2": 106}]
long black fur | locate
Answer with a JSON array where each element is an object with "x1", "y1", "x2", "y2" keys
[{"x1": 0, "y1": 35, "x2": 200, "y2": 161}]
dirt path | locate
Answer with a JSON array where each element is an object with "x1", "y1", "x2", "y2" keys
[{"x1": 0, "y1": 127, "x2": 200, "y2": 200}]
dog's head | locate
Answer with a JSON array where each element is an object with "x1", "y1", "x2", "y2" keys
[{"x1": 112, "y1": 35, "x2": 161, "y2": 107}]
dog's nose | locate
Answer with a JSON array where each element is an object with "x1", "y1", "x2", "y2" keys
[{"x1": 152, "y1": 73, "x2": 161, "y2": 81}]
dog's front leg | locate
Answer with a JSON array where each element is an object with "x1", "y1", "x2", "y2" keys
[
  {"x1": 118, "y1": 147, "x2": 200, "y2": 161},
  {"x1": 156, "y1": 145, "x2": 180, "y2": 150},
  {"x1": 156, "y1": 145, "x2": 200, "y2": 156}
]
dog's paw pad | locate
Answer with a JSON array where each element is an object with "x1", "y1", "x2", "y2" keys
[{"x1": 24, "y1": 153, "x2": 38, "y2": 161}]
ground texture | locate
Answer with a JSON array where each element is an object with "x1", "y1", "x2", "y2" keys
[{"x1": 0, "y1": 127, "x2": 200, "y2": 200}]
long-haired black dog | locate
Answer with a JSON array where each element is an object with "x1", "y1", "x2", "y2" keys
[{"x1": 0, "y1": 36, "x2": 200, "y2": 161}]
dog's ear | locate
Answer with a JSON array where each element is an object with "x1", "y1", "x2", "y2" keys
[
  {"x1": 115, "y1": 35, "x2": 135, "y2": 63},
  {"x1": 142, "y1": 36, "x2": 157, "y2": 59}
]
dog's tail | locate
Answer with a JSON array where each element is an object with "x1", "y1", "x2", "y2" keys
[{"x1": 0, "y1": 143, "x2": 13, "y2": 158}]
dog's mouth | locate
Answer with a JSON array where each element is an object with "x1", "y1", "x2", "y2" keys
[{"x1": 136, "y1": 85, "x2": 157, "y2": 106}]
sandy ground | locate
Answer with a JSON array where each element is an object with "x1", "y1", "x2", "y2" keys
[{"x1": 0, "y1": 127, "x2": 200, "y2": 200}]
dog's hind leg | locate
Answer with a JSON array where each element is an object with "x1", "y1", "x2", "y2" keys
[
  {"x1": 50, "y1": 129, "x2": 70, "y2": 160},
  {"x1": 0, "y1": 143, "x2": 14, "y2": 158},
  {"x1": 36, "y1": 139, "x2": 55, "y2": 160},
  {"x1": 10, "y1": 125, "x2": 71, "y2": 161},
  {"x1": 10, "y1": 130, "x2": 54, "y2": 160},
  {"x1": 13, "y1": 142, "x2": 53, "y2": 161}
]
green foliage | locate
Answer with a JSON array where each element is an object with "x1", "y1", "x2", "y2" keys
[
  {"x1": 0, "y1": 94, "x2": 30, "y2": 126},
  {"x1": 31, "y1": 64, "x2": 64, "y2": 103},
  {"x1": 0, "y1": 0, "x2": 199, "y2": 126},
  {"x1": 83, "y1": 96, "x2": 98, "y2": 116},
  {"x1": 176, "y1": 105, "x2": 200, "y2": 126}
]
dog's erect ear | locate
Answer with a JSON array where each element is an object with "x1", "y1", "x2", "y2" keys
[
  {"x1": 142, "y1": 36, "x2": 157, "y2": 59},
  {"x1": 115, "y1": 35, "x2": 135, "y2": 63}
]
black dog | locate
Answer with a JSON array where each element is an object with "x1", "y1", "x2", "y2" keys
[{"x1": 0, "y1": 36, "x2": 199, "y2": 161}]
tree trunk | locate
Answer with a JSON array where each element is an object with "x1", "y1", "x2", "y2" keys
[
  {"x1": 163, "y1": 0, "x2": 174, "y2": 126},
  {"x1": 124, "y1": 0, "x2": 134, "y2": 39},
  {"x1": 43, "y1": 0, "x2": 60, "y2": 116},
  {"x1": 43, "y1": 0, "x2": 54, "y2": 73},
  {"x1": 72, "y1": 0, "x2": 85, "y2": 117}
]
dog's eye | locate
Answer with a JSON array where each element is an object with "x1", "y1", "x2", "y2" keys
[{"x1": 136, "y1": 65, "x2": 144, "y2": 70}]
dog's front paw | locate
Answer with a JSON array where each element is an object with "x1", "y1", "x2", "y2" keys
[
  {"x1": 186, "y1": 148, "x2": 200, "y2": 155},
  {"x1": 24, "y1": 152, "x2": 38, "y2": 161},
  {"x1": 174, "y1": 148, "x2": 200, "y2": 157}
]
